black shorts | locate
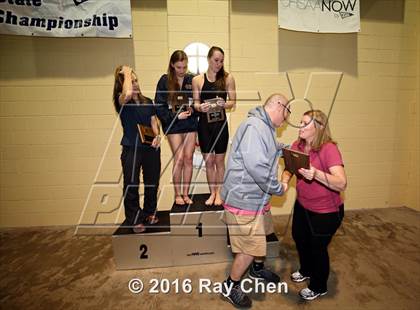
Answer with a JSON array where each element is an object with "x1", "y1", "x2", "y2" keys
[{"x1": 197, "y1": 119, "x2": 229, "y2": 154}]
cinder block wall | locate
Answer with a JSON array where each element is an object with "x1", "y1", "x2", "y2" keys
[
  {"x1": 0, "y1": 0, "x2": 418, "y2": 227},
  {"x1": 229, "y1": 0, "x2": 419, "y2": 215}
]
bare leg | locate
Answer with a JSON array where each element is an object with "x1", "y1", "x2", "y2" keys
[
  {"x1": 230, "y1": 253, "x2": 255, "y2": 281},
  {"x1": 167, "y1": 134, "x2": 185, "y2": 205},
  {"x1": 214, "y1": 153, "x2": 226, "y2": 206},
  {"x1": 203, "y1": 153, "x2": 216, "y2": 205},
  {"x1": 182, "y1": 132, "x2": 196, "y2": 204}
]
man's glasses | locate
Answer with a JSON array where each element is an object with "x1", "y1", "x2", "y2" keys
[{"x1": 280, "y1": 103, "x2": 291, "y2": 114}]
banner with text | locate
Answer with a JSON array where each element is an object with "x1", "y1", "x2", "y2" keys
[
  {"x1": 0, "y1": 0, "x2": 132, "y2": 38},
  {"x1": 278, "y1": 0, "x2": 360, "y2": 33}
]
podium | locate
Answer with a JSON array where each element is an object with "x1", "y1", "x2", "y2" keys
[{"x1": 112, "y1": 194, "x2": 280, "y2": 270}]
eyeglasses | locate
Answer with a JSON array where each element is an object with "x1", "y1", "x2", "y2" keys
[{"x1": 280, "y1": 103, "x2": 291, "y2": 114}]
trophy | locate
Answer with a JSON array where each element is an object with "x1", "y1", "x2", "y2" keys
[
  {"x1": 205, "y1": 97, "x2": 225, "y2": 123},
  {"x1": 137, "y1": 124, "x2": 156, "y2": 145},
  {"x1": 172, "y1": 92, "x2": 189, "y2": 113}
]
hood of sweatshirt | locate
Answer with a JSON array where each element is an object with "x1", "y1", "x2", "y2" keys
[{"x1": 247, "y1": 106, "x2": 275, "y2": 130}]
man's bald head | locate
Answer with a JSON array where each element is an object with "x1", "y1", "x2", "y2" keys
[
  {"x1": 263, "y1": 93, "x2": 290, "y2": 128},
  {"x1": 264, "y1": 93, "x2": 288, "y2": 108}
]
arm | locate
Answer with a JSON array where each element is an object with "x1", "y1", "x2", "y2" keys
[
  {"x1": 151, "y1": 115, "x2": 160, "y2": 136},
  {"x1": 280, "y1": 170, "x2": 293, "y2": 192},
  {"x1": 150, "y1": 115, "x2": 161, "y2": 148},
  {"x1": 298, "y1": 165, "x2": 347, "y2": 192},
  {"x1": 154, "y1": 76, "x2": 171, "y2": 126},
  {"x1": 240, "y1": 125, "x2": 284, "y2": 196},
  {"x1": 118, "y1": 66, "x2": 133, "y2": 105},
  {"x1": 224, "y1": 73, "x2": 236, "y2": 110}
]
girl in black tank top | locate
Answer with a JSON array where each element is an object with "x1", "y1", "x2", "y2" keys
[
  {"x1": 199, "y1": 73, "x2": 228, "y2": 123},
  {"x1": 197, "y1": 73, "x2": 229, "y2": 154},
  {"x1": 192, "y1": 46, "x2": 236, "y2": 206}
]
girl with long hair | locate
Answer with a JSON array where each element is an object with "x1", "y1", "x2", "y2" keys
[
  {"x1": 113, "y1": 65, "x2": 161, "y2": 233},
  {"x1": 155, "y1": 50, "x2": 198, "y2": 205},
  {"x1": 192, "y1": 46, "x2": 236, "y2": 206}
]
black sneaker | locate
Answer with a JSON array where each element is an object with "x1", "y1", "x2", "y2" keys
[
  {"x1": 221, "y1": 281, "x2": 252, "y2": 309},
  {"x1": 248, "y1": 264, "x2": 280, "y2": 283}
]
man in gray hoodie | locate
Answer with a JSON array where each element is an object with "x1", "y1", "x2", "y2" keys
[{"x1": 220, "y1": 93, "x2": 290, "y2": 308}]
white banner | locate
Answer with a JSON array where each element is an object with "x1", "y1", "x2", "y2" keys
[
  {"x1": 278, "y1": 0, "x2": 360, "y2": 33},
  {"x1": 0, "y1": 0, "x2": 132, "y2": 38}
]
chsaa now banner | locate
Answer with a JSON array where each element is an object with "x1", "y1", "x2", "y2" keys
[
  {"x1": 278, "y1": 0, "x2": 360, "y2": 33},
  {"x1": 0, "y1": 0, "x2": 132, "y2": 38}
]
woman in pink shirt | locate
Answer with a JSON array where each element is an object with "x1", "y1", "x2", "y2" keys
[{"x1": 281, "y1": 110, "x2": 347, "y2": 301}]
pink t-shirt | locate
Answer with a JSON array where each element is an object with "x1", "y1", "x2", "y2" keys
[{"x1": 291, "y1": 141, "x2": 344, "y2": 213}]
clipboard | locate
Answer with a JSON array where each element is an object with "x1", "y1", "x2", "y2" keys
[
  {"x1": 282, "y1": 148, "x2": 310, "y2": 175},
  {"x1": 137, "y1": 124, "x2": 156, "y2": 145}
]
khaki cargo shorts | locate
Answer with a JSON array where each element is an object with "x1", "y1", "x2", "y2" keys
[{"x1": 223, "y1": 209, "x2": 274, "y2": 257}]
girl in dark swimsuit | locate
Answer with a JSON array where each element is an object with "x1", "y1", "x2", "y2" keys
[{"x1": 192, "y1": 46, "x2": 236, "y2": 206}]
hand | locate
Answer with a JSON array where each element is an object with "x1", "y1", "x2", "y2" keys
[
  {"x1": 151, "y1": 135, "x2": 161, "y2": 148},
  {"x1": 298, "y1": 166, "x2": 316, "y2": 181},
  {"x1": 119, "y1": 65, "x2": 132, "y2": 75},
  {"x1": 178, "y1": 110, "x2": 191, "y2": 120},
  {"x1": 216, "y1": 97, "x2": 226, "y2": 108},
  {"x1": 200, "y1": 102, "x2": 210, "y2": 112}
]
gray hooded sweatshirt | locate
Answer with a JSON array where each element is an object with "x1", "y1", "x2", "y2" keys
[{"x1": 221, "y1": 106, "x2": 285, "y2": 212}]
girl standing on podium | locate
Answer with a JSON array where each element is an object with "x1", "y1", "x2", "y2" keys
[
  {"x1": 113, "y1": 65, "x2": 161, "y2": 233},
  {"x1": 281, "y1": 110, "x2": 347, "y2": 300},
  {"x1": 155, "y1": 50, "x2": 198, "y2": 205},
  {"x1": 192, "y1": 46, "x2": 236, "y2": 206}
]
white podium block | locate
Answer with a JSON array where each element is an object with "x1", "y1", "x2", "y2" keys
[
  {"x1": 170, "y1": 194, "x2": 232, "y2": 265},
  {"x1": 171, "y1": 235, "x2": 232, "y2": 266},
  {"x1": 112, "y1": 194, "x2": 280, "y2": 270},
  {"x1": 170, "y1": 194, "x2": 226, "y2": 236},
  {"x1": 112, "y1": 211, "x2": 173, "y2": 270}
]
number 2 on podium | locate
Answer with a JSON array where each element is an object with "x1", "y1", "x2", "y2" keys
[{"x1": 139, "y1": 244, "x2": 148, "y2": 259}]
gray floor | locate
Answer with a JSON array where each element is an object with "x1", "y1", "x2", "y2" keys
[{"x1": 1, "y1": 207, "x2": 419, "y2": 309}]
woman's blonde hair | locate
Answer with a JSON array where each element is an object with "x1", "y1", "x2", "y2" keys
[{"x1": 298, "y1": 109, "x2": 336, "y2": 151}]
